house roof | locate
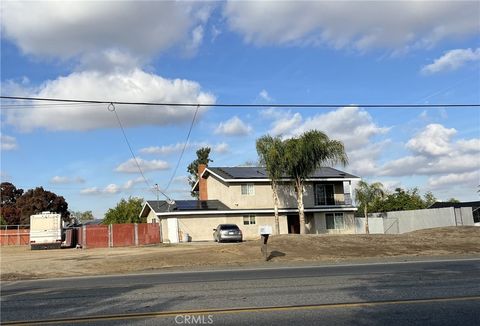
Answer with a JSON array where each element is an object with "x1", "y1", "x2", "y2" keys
[
  {"x1": 429, "y1": 201, "x2": 480, "y2": 209},
  {"x1": 208, "y1": 166, "x2": 359, "y2": 180},
  {"x1": 192, "y1": 166, "x2": 360, "y2": 191},
  {"x1": 143, "y1": 200, "x2": 230, "y2": 215}
]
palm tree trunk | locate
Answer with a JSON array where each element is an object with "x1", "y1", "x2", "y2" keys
[
  {"x1": 272, "y1": 181, "x2": 280, "y2": 235},
  {"x1": 364, "y1": 206, "x2": 370, "y2": 234},
  {"x1": 295, "y1": 178, "x2": 306, "y2": 234}
]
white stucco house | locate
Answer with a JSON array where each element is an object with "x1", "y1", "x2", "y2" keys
[{"x1": 139, "y1": 165, "x2": 361, "y2": 243}]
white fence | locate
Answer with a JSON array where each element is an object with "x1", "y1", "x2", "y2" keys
[
  {"x1": 355, "y1": 217, "x2": 385, "y2": 234},
  {"x1": 355, "y1": 207, "x2": 475, "y2": 234}
]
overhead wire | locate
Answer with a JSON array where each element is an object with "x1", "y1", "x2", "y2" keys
[
  {"x1": 1, "y1": 95, "x2": 479, "y2": 108},
  {"x1": 106, "y1": 103, "x2": 171, "y2": 201},
  {"x1": 3, "y1": 95, "x2": 479, "y2": 203},
  {"x1": 164, "y1": 104, "x2": 200, "y2": 192}
]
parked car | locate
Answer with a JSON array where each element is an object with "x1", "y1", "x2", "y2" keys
[{"x1": 213, "y1": 224, "x2": 243, "y2": 243}]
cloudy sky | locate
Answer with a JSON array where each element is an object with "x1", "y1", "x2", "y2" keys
[{"x1": 1, "y1": 1, "x2": 479, "y2": 217}]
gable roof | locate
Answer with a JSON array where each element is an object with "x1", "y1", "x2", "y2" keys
[
  {"x1": 193, "y1": 166, "x2": 360, "y2": 190},
  {"x1": 429, "y1": 201, "x2": 480, "y2": 209},
  {"x1": 141, "y1": 200, "x2": 230, "y2": 216}
]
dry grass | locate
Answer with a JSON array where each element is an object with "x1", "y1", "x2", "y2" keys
[{"x1": 1, "y1": 226, "x2": 478, "y2": 281}]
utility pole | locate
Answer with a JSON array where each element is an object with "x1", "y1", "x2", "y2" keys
[
  {"x1": 153, "y1": 183, "x2": 175, "y2": 212},
  {"x1": 153, "y1": 184, "x2": 160, "y2": 211}
]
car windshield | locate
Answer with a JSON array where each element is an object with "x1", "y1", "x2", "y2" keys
[{"x1": 220, "y1": 225, "x2": 239, "y2": 230}]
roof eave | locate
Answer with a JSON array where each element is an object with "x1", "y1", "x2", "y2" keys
[
  {"x1": 154, "y1": 206, "x2": 358, "y2": 217},
  {"x1": 139, "y1": 201, "x2": 154, "y2": 217},
  {"x1": 191, "y1": 168, "x2": 212, "y2": 191}
]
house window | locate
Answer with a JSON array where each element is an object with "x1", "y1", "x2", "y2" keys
[
  {"x1": 326, "y1": 213, "x2": 345, "y2": 229},
  {"x1": 243, "y1": 215, "x2": 256, "y2": 225},
  {"x1": 241, "y1": 183, "x2": 255, "y2": 196},
  {"x1": 315, "y1": 184, "x2": 335, "y2": 205}
]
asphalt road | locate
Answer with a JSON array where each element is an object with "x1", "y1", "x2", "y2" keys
[{"x1": 1, "y1": 258, "x2": 479, "y2": 325}]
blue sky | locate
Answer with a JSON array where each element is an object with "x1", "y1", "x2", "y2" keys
[{"x1": 1, "y1": 1, "x2": 479, "y2": 217}]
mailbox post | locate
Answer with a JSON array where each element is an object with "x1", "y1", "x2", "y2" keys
[{"x1": 259, "y1": 225, "x2": 273, "y2": 261}]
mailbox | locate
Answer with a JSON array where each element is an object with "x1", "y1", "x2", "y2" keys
[
  {"x1": 259, "y1": 225, "x2": 272, "y2": 249},
  {"x1": 259, "y1": 225, "x2": 273, "y2": 235}
]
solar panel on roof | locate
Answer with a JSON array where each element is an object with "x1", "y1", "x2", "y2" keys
[{"x1": 209, "y1": 166, "x2": 358, "y2": 179}]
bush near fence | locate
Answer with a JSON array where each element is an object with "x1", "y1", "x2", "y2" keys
[{"x1": 1, "y1": 223, "x2": 161, "y2": 248}]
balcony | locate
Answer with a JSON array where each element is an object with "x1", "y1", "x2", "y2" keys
[{"x1": 314, "y1": 193, "x2": 353, "y2": 206}]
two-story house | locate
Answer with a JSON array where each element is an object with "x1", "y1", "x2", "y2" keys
[{"x1": 139, "y1": 165, "x2": 360, "y2": 242}]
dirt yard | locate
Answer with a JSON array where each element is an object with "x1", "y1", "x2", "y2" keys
[{"x1": 1, "y1": 226, "x2": 479, "y2": 281}]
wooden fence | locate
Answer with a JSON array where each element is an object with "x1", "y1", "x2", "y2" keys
[{"x1": 1, "y1": 223, "x2": 161, "y2": 248}]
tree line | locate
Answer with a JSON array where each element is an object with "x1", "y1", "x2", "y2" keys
[
  {"x1": 0, "y1": 182, "x2": 70, "y2": 225},
  {"x1": 0, "y1": 181, "x2": 144, "y2": 225}
]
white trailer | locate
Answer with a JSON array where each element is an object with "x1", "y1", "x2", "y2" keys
[{"x1": 30, "y1": 212, "x2": 64, "y2": 250}]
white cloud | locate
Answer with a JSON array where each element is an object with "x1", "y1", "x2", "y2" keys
[
  {"x1": 80, "y1": 187, "x2": 101, "y2": 195},
  {"x1": 348, "y1": 140, "x2": 391, "y2": 177},
  {"x1": 140, "y1": 141, "x2": 229, "y2": 156},
  {"x1": 268, "y1": 107, "x2": 389, "y2": 148},
  {"x1": 428, "y1": 171, "x2": 480, "y2": 189},
  {"x1": 264, "y1": 106, "x2": 390, "y2": 177},
  {"x1": 0, "y1": 171, "x2": 12, "y2": 182},
  {"x1": 115, "y1": 158, "x2": 170, "y2": 174},
  {"x1": 379, "y1": 123, "x2": 480, "y2": 177},
  {"x1": 259, "y1": 89, "x2": 273, "y2": 102},
  {"x1": 172, "y1": 175, "x2": 189, "y2": 185},
  {"x1": 215, "y1": 116, "x2": 252, "y2": 136},
  {"x1": 0, "y1": 134, "x2": 18, "y2": 151},
  {"x1": 213, "y1": 142, "x2": 230, "y2": 154},
  {"x1": 5, "y1": 68, "x2": 215, "y2": 131},
  {"x1": 140, "y1": 143, "x2": 189, "y2": 155},
  {"x1": 1, "y1": 2, "x2": 211, "y2": 60},
  {"x1": 185, "y1": 25, "x2": 205, "y2": 55},
  {"x1": 406, "y1": 124, "x2": 456, "y2": 156},
  {"x1": 224, "y1": 1, "x2": 479, "y2": 52},
  {"x1": 81, "y1": 177, "x2": 145, "y2": 196},
  {"x1": 211, "y1": 25, "x2": 222, "y2": 42},
  {"x1": 50, "y1": 176, "x2": 85, "y2": 184},
  {"x1": 103, "y1": 183, "x2": 121, "y2": 194},
  {"x1": 457, "y1": 139, "x2": 480, "y2": 153},
  {"x1": 422, "y1": 48, "x2": 480, "y2": 74},
  {"x1": 123, "y1": 177, "x2": 144, "y2": 190},
  {"x1": 270, "y1": 112, "x2": 303, "y2": 136}
]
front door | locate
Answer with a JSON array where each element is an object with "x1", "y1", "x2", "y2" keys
[{"x1": 287, "y1": 215, "x2": 300, "y2": 234}]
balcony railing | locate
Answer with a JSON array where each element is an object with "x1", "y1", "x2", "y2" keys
[{"x1": 315, "y1": 193, "x2": 353, "y2": 206}]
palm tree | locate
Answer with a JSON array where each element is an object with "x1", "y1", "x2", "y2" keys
[
  {"x1": 354, "y1": 180, "x2": 384, "y2": 234},
  {"x1": 284, "y1": 130, "x2": 348, "y2": 234},
  {"x1": 256, "y1": 135, "x2": 285, "y2": 235}
]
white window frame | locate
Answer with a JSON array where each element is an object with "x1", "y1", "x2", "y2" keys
[
  {"x1": 325, "y1": 213, "x2": 345, "y2": 230},
  {"x1": 243, "y1": 214, "x2": 256, "y2": 225},
  {"x1": 241, "y1": 183, "x2": 255, "y2": 196}
]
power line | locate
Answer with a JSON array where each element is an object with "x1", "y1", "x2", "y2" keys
[
  {"x1": 164, "y1": 105, "x2": 200, "y2": 191},
  {"x1": 107, "y1": 103, "x2": 172, "y2": 201},
  {"x1": 1, "y1": 95, "x2": 479, "y2": 108}
]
